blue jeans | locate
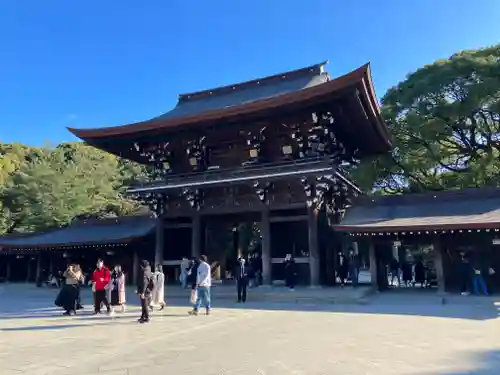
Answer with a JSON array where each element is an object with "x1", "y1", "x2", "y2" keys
[
  {"x1": 193, "y1": 286, "x2": 211, "y2": 311},
  {"x1": 473, "y1": 275, "x2": 488, "y2": 296}
]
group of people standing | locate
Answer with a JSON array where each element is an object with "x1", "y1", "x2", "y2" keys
[
  {"x1": 388, "y1": 257, "x2": 430, "y2": 288},
  {"x1": 458, "y1": 253, "x2": 495, "y2": 296},
  {"x1": 336, "y1": 250, "x2": 361, "y2": 287},
  {"x1": 55, "y1": 258, "x2": 166, "y2": 323},
  {"x1": 56, "y1": 259, "x2": 127, "y2": 316}
]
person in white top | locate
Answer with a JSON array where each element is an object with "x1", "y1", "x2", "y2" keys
[
  {"x1": 189, "y1": 255, "x2": 211, "y2": 316},
  {"x1": 151, "y1": 264, "x2": 166, "y2": 310}
]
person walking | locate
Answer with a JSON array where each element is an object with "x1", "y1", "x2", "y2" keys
[
  {"x1": 151, "y1": 264, "x2": 166, "y2": 310},
  {"x1": 92, "y1": 259, "x2": 112, "y2": 315},
  {"x1": 110, "y1": 265, "x2": 126, "y2": 313},
  {"x1": 283, "y1": 254, "x2": 297, "y2": 290},
  {"x1": 337, "y1": 252, "x2": 349, "y2": 287},
  {"x1": 58, "y1": 264, "x2": 83, "y2": 315},
  {"x1": 189, "y1": 255, "x2": 211, "y2": 316},
  {"x1": 137, "y1": 260, "x2": 154, "y2": 323},
  {"x1": 235, "y1": 257, "x2": 250, "y2": 303},
  {"x1": 472, "y1": 258, "x2": 489, "y2": 296},
  {"x1": 348, "y1": 249, "x2": 360, "y2": 287},
  {"x1": 390, "y1": 257, "x2": 400, "y2": 287},
  {"x1": 180, "y1": 257, "x2": 190, "y2": 288}
]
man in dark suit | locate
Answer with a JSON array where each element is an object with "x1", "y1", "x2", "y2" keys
[
  {"x1": 235, "y1": 258, "x2": 250, "y2": 303},
  {"x1": 136, "y1": 260, "x2": 154, "y2": 323}
]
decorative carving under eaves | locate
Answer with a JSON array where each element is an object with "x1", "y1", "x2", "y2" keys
[
  {"x1": 300, "y1": 174, "x2": 359, "y2": 224},
  {"x1": 131, "y1": 141, "x2": 172, "y2": 176},
  {"x1": 131, "y1": 192, "x2": 167, "y2": 218},
  {"x1": 252, "y1": 181, "x2": 273, "y2": 204},
  {"x1": 181, "y1": 188, "x2": 204, "y2": 211},
  {"x1": 242, "y1": 127, "x2": 266, "y2": 165},
  {"x1": 186, "y1": 136, "x2": 207, "y2": 172}
]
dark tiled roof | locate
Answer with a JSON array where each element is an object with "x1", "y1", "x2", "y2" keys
[
  {"x1": 0, "y1": 215, "x2": 155, "y2": 249},
  {"x1": 153, "y1": 62, "x2": 329, "y2": 121},
  {"x1": 334, "y1": 188, "x2": 500, "y2": 232}
]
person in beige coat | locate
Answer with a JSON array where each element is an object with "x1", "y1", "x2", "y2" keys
[{"x1": 151, "y1": 264, "x2": 165, "y2": 310}]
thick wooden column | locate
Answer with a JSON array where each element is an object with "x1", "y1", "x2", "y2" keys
[
  {"x1": 26, "y1": 258, "x2": 32, "y2": 283},
  {"x1": 260, "y1": 209, "x2": 272, "y2": 285},
  {"x1": 308, "y1": 207, "x2": 320, "y2": 287},
  {"x1": 35, "y1": 254, "x2": 42, "y2": 283},
  {"x1": 191, "y1": 214, "x2": 201, "y2": 258},
  {"x1": 5, "y1": 257, "x2": 11, "y2": 282},
  {"x1": 48, "y1": 257, "x2": 54, "y2": 275},
  {"x1": 368, "y1": 241, "x2": 378, "y2": 290},
  {"x1": 154, "y1": 215, "x2": 164, "y2": 268},
  {"x1": 433, "y1": 238, "x2": 446, "y2": 294},
  {"x1": 132, "y1": 250, "x2": 139, "y2": 285}
]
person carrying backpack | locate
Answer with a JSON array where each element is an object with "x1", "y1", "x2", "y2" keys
[{"x1": 136, "y1": 259, "x2": 155, "y2": 323}]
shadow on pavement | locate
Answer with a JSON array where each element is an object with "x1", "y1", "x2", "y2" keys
[
  {"x1": 0, "y1": 320, "x2": 124, "y2": 332},
  {"x1": 421, "y1": 349, "x2": 500, "y2": 375},
  {"x1": 1, "y1": 284, "x2": 499, "y2": 322}
]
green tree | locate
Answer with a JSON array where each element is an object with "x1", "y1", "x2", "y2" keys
[
  {"x1": 0, "y1": 142, "x2": 148, "y2": 234},
  {"x1": 353, "y1": 44, "x2": 500, "y2": 193}
]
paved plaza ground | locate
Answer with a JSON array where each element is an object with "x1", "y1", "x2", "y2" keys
[{"x1": 1, "y1": 285, "x2": 500, "y2": 375}]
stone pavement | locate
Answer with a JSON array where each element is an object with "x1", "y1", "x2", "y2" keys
[{"x1": 1, "y1": 285, "x2": 500, "y2": 374}]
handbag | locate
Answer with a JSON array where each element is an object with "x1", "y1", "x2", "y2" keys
[{"x1": 190, "y1": 289, "x2": 198, "y2": 304}]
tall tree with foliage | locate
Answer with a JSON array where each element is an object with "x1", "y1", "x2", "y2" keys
[
  {"x1": 0, "y1": 142, "x2": 149, "y2": 234},
  {"x1": 353, "y1": 44, "x2": 500, "y2": 193}
]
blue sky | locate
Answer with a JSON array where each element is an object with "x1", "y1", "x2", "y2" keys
[{"x1": 1, "y1": 0, "x2": 499, "y2": 146}]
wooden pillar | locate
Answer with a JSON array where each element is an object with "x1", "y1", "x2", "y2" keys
[
  {"x1": 191, "y1": 214, "x2": 201, "y2": 258},
  {"x1": 48, "y1": 257, "x2": 54, "y2": 275},
  {"x1": 5, "y1": 257, "x2": 11, "y2": 282},
  {"x1": 132, "y1": 250, "x2": 139, "y2": 285},
  {"x1": 26, "y1": 258, "x2": 32, "y2": 283},
  {"x1": 260, "y1": 209, "x2": 272, "y2": 285},
  {"x1": 368, "y1": 241, "x2": 378, "y2": 290},
  {"x1": 35, "y1": 254, "x2": 42, "y2": 283},
  {"x1": 308, "y1": 207, "x2": 320, "y2": 287},
  {"x1": 433, "y1": 238, "x2": 446, "y2": 294},
  {"x1": 154, "y1": 216, "x2": 164, "y2": 268}
]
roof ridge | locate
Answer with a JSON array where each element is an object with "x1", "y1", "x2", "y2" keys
[
  {"x1": 363, "y1": 187, "x2": 500, "y2": 206},
  {"x1": 178, "y1": 61, "x2": 329, "y2": 102}
]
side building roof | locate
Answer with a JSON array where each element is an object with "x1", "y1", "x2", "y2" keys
[
  {"x1": 0, "y1": 215, "x2": 156, "y2": 252},
  {"x1": 334, "y1": 188, "x2": 500, "y2": 235}
]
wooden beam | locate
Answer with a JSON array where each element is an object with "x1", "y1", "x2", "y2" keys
[{"x1": 269, "y1": 215, "x2": 308, "y2": 223}]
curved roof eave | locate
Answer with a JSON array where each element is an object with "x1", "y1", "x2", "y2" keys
[
  {"x1": 361, "y1": 64, "x2": 392, "y2": 149},
  {"x1": 68, "y1": 63, "x2": 376, "y2": 140}
]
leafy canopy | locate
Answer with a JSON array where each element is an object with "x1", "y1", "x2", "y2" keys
[{"x1": 352, "y1": 44, "x2": 500, "y2": 193}]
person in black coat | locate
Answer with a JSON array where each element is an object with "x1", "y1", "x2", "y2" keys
[
  {"x1": 414, "y1": 259, "x2": 426, "y2": 288},
  {"x1": 136, "y1": 260, "x2": 154, "y2": 323},
  {"x1": 283, "y1": 254, "x2": 297, "y2": 290},
  {"x1": 186, "y1": 258, "x2": 200, "y2": 290},
  {"x1": 235, "y1": 258, "x2": 250, "y2": 303},
  {"x1": 401, "y1": 260, "x2": 413, "y2": 287},
  {"x1": 337, "y1": 252, "x2": 349, "y2": 287},
  {"x1": 348, "y1": 249, "x2": 361, "y2": 287}
]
